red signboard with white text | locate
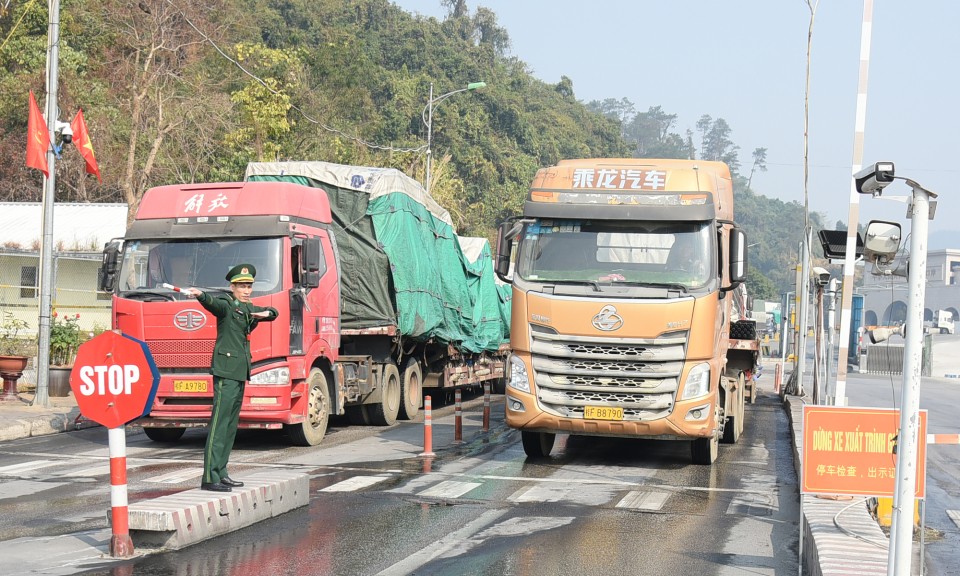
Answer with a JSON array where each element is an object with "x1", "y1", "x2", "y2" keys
[{"x1": 801, "y1": 405, "x2": 927, "y2": 498}]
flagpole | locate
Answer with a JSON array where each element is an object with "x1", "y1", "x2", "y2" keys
[{"x1": 35, "y1": 0, "x2": 62, "y2": 407}]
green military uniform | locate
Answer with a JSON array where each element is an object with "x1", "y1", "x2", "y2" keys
[{"x1": 196, "y1": 264, "x2": 278, "y2": 488}]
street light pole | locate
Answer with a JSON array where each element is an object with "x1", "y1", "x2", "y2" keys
[
  {"x1": 888, "y1": 178, "x2": 937, "y2": 575},
  {"x1": 423, "y1": 81, "x2": 486, "y2": 193}
]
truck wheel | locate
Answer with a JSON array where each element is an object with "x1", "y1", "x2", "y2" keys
[
  {"x1": 286, "y1": 368, "x2": 331, "y2": 446},
  {"x1": 399, "y1": 358, "x2": 422, "y2": 420},
  {"x1": 692, "y1": 405, "x2": 720, "y2": 464},
  {"x1": 369, "y1": 363, "x2": 401, "y2": 426},
  {"x1": 521, "y1": 431, "x2": 555, "y2": 459},
  {"x1": 143, "y1": 428, "x2": 185, "y2": 442},
  {"x1": 346, "y1": 405, "x2": 371, "y2": 425},
  {"x1": 722, "y1": 374, "x2": 745, "y2": 444}
]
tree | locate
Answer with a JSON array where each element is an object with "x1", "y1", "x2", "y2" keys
[
  {"x1": 96, "y1": 0, "x2": 233, "y2": 223},
  {"x1": 747, "y1": 147, "x2": 767, "y2": 189}
]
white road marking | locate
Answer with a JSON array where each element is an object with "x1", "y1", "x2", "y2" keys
[
  {"x1": 320, "y1": 474, "x2": 393, "y2": 492},
  {"x1": 0, "y1": 460, "x2": 61, "y2": 476},
  {"x1": 143, "y1": 468, "x2": 203, "y2": 484},
  {"x1": 417, "y1": 480, "x2": 481, "y2": 499},
  {"x1": 0, "y1": 480, "x2": 70, "y2": 500},
  {"x1": 376, "y1": 509, "x2": 507, "y2": 576},
  {"x1": 509, "y1": 484, "x2": 572, "y2": 503},
  {"x1": 948, "y1": 510, "x2": 960, "y2": 529},
  {"x1": 616, "y1": 490, "x2": 670, "y2": 511}
]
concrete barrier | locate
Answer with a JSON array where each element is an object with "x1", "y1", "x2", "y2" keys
[{"x1": 124, "y1": 470, "x2": 309, "y2": 550}]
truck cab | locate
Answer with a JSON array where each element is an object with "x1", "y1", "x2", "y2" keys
[{"x1": 495, "y1": 159, "x2": 749, "y2": 464}]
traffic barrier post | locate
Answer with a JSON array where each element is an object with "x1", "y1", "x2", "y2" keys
[
  {"x1": 108, "y1": 426, "x2": 134, "y2": 557},
  {"x1": 419, "y1": 395, "x2": 435, "y2": 457},
  {"x1": 482, "y1": 382, "x2": 490, "y2": 432},
  {"x1": 454, "y1": 388, "x2": 462, "y2": 443}
]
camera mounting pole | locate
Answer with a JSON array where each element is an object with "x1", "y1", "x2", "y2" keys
[
  {"x1": 34, "y1": 0, "x2": 64, "y2": 407},
  {"x1": 887, "y1": 176, "x2": 937, "y2": 575}
]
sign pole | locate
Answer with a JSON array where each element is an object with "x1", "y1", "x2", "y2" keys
[{"x1": 108, "y1": 426, "x2": 134, "y2": 557}]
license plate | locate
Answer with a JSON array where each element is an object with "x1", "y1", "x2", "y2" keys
[
  {"x1": 583, "y1": 405, "x2": 624, "y2": 420},
  {"x1": 173, "y1": 379, "x2": 208, "y2": 393}
]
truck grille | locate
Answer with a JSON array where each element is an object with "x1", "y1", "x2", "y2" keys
[
  {"x1": 530, "y1": 325, "x2": 686, "y2": 421},
  {"x1": 147, "y1": 339, "x2": 215, "y2": 369}
]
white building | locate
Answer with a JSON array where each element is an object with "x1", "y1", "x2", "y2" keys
[
  {"x1": 0, "y1": 203, "x2": 128, "y2": 337},
  {"x1": 860, "y1": 248, "x2": 960, "y2": 326}
]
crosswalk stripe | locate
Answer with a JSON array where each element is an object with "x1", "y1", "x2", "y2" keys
[
  {"x1": 417, "y1": 480, "x2": 481, "y2": 499},
  {"x1": 144, "y1": 469, "x2": 203, "y2": 484},
  {"x1": 948, "y1": 510, "x2": 960, "y2": 529},
  {"x1": 509, "y1": 484, "x2": 573, "y2": 503},
  {"x1": 321, "y1": 474, "x2": 393, "y2": 492},
  {"x1": 0, "y1": 460, "x2": 61, "y2": 476},
  {"x1": 616, "y1": 490, "x2": 670, "y2": 511}
]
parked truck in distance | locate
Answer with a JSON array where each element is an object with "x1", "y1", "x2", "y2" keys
[
  {"x1": 925, "y1": 309, "x2": 955, "y2": 335},
  {"x1": 494, "y1": 158, "x2": 758, "y2": 464},
  {"x1": 99, "y1": 161, "x2": 509, "y2": 446}
]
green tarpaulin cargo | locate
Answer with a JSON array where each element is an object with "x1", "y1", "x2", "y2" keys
[{"x1": 245, "y1": 161, "x2": 510, "y2": 353}]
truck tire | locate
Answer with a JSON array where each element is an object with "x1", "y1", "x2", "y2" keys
[
  {"x1": 346, "y1": 405, "x2": 371, "y2": 425},
  {"x1": 369, "y1": 363, "x2": 401, "y2": 426},
  {"x1": 731, "y1": 320, "x2": 757, "y2": 340},
  {"x1": 521, "y1": 431, "x2": 555, "y2": 459},
  {"x1": 721, "y1": 373, "x2": 745, "y2": 444},
  {"x1": 143, "y1": 428, "x2": 186, "y2": 442},
  {"x1": 692, "y1": 405, "x2": 720, "y2": 464},
  {"x1": 286, "y1": 367, "x2": 330, "y2": 446},
  {"x1": 399, "y1": 358, "x2": 422, "y2": 420}
]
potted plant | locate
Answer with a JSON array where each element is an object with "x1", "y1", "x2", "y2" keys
[
  {"x1": 48, "y1": 311, "x2": 85, "y2": 397},
  {"x1": 0, "y1": 313, "x2": 37, "y2": 401}
]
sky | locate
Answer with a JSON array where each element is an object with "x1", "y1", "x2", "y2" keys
[{"x1": 393, "y1": 0, "x2": 960, "y2": 247}]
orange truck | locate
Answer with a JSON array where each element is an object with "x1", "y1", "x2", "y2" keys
[{"x1": 494, "y1": 158, "x2": 758, "y2": 464}]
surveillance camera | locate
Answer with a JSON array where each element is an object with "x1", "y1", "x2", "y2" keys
[
  {"x1": 812, "y1": 266, "x2": 830, "y2": 285},
  {"x1": 55, "y1": 121, "x2": 73, "y2": 144},
  {"x1": 854, "y1": 161, "x2": 895, "y2": 195},
  {"x1": 868, "y1": 324, "x2": 905, "y2": 344}
]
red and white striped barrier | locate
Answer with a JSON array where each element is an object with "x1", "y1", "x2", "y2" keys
[
  {"x1": 927, "y1": 434, "x2": 960, "y2": 445},
  {"x1": 109, "y1": 426, "x2": 134, "y2": 557},
  {"x1": 420, "y1": 396, "x2": 435, "y2": 457},
  {"x1": 454, "y1": 389, "x2": 462, "y2": 443}
]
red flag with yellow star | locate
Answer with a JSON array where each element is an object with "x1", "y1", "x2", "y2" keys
[
  {"x1": 26, "y1": 91, "x2": 50, "y2": 177},
  {"x1": 70, "y1": 109, "x2": 101, "y2": 181}
]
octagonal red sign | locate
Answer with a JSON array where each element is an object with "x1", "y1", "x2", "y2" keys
[{"x1": 70, "y1": 331, "x2": 160, "y2": 429}]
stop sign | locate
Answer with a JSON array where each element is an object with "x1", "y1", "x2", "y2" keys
[{"x1": 70, "y1": 331, "x2": 160, "y2": 429}]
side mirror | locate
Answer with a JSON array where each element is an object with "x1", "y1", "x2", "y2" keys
[
  {"x1": 863, "y1": 220, "x2": 901, "y2": 265},
  {"x1": 727, "y1": 227, "x2": 747, "y2": 286},
  {"x1": 301, "y1": 237, "x2": 324, "y2": 288},
  {"x1": 495, "y1": 219, "x2": 521, "y2": 282},
  {"x1": 98, "y1": 240, "x2": 122, "y2": 292}
]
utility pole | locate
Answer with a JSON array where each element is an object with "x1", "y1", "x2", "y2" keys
[{"x1": 35, "y1": 0, "x2": 63, "y2": 407}]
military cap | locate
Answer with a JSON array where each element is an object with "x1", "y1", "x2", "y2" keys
[{"x1": 226, "y1": 263, "x2": 256, "y2": 283}]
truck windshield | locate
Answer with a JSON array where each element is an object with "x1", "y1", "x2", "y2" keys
[
  {"x1": 515, "y1": 220, "x2": 714, "y2": 289},
  {"x1": 117, "y1": 238, "x2": 283, "y2": 297}
]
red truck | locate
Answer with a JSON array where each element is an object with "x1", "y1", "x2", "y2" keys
[{"x1": 99, "y1": 162, "x2": 509, "y2": 445}]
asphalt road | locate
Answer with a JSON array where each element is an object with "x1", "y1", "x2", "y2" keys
[{"x1": 1, "y1": 389, "x2": 801, "y2": 576}]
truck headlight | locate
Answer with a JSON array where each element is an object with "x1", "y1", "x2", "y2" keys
[
  {"x1": 249, "y1": 367, "x2": 290, "y2": 385},
  {"x1": 507, "y1": 354, "x2": 531, "y2": 393},
  {"x1": 680, "y1": 362, "x2": 710, "y2": 400}
]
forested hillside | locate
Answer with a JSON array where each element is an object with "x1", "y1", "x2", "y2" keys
[{"x1": 0, "y1": 0, "x2": 823, "y2": 297}]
